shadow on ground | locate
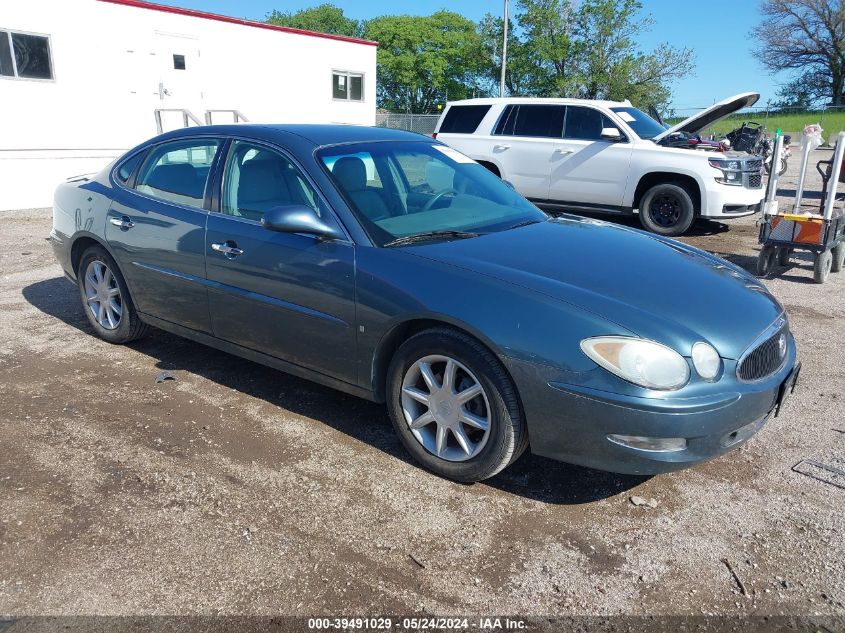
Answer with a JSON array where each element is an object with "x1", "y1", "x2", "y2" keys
[{"x1": 22, "y1": 276, "x2": 648, "y2": 505}]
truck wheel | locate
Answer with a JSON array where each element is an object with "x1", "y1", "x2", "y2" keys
[
  {"x1": 756, "y1": 245, "x2": 777, "y2": 277},
  {"x1": 832, "y1": 241, "x2": 845, "y2": 273},
  {"x1": 639, "y1": 183, "x2": 696, "y2": 237},
  {"x1": 813, "y1": 250, "x2": 832, "y2": 283}
]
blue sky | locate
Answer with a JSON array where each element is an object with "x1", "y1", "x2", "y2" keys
[{"x1": 154, "y1": 0, "x2": 787, "y2": 113}]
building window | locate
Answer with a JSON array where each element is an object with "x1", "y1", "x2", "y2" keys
[
  {"x1": 0, "y1": 30, "x2": 53, "y2": 80},
  {"x1": 173, "y1": 54, "x2": 186, "y2": 70},
  {"x1": 332, "y1": 71, "x2": 363, "y2": 101}
]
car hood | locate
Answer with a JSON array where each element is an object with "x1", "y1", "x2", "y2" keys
[
  {"x1": 405, "y1": 217, "x2": 783, "y2": 360},
  {"x1": 653, "y1": 92, "x2": 760, "y2": 143}
]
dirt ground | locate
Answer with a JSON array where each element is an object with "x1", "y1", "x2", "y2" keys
[{"x1": 0, "y1": 150, "x2": 843, "y2": 624}]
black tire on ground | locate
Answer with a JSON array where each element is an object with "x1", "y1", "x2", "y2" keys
[
  {"x1": 813, "y1": 249, "x2": 833, "y2": 284},
  {"x1": 777, "y1": 246, "x2": 792, "y2": 267},
  {"x1": 386, "y1": 328, "x2": 527, "y2": 482},
  {"x1": 831, "y1": 241, "x2": 845, "y2": 273},
  {"x1": 77, "y1": 245, "x2": 149, "y2": 344},
  {"x1": 638, "y1": 183, "x2": 696, "y2": 237},
  {"x1": 777, "y1": 158, "x2": 788, "y2": 177},
  {"x1": 756, "y1": 244, "x2": 777, "y2": 277}
]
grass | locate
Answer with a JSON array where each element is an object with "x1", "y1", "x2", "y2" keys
[{"x1": 666, "y1": 110, "x2": 845, "y2": 142}]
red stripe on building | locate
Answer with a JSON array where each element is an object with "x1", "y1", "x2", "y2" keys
[{"x1": 97, "y1": 0, "x2": 379, "y2": 47}]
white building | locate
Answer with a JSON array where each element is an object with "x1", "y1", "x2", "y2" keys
[{"x1": 0, "y1": 0, "x2": 378, "y2": 210}]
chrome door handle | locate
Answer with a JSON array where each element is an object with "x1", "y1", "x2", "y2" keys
[
  {"x1": 494, "y1": 144, "x2": 511, "y2": 151},
  {"x1": 554, "y1": 148, "x2": 574, "y2": 155},
  {"x1": 109, "y1": 216, "x2": 135, "y2": 229},
  {"x1": 211, "y1": 242, "x2": 244, "y2": 257}
]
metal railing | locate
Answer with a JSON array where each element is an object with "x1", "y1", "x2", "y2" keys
[
  {"x1": 375, "y1": 113, "x2": 440, "y2": 136},
  {"x1": 154, "y1": 109, "x2": 203, "y2": 134},
  {"x1": 204, "y1": 109, "x2": 250, "y2": 125}
]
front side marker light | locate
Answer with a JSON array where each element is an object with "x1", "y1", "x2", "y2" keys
[{"x1": 607, "y1": 435, "x2": 688, "y2": 452}]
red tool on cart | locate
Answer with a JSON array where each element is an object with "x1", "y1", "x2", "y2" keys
[{"x1": 757, "y1": 130, "x2": 845, "y2": 283}]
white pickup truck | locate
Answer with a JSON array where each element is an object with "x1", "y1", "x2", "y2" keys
[{"x1": 433, "y1": 93, "x2": 765, "y2": 236}]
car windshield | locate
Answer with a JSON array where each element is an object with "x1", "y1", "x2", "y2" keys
[
  {"x1": 610, "y1": 107, "x2": 667, "y2": 140},
  {"x1": 318, "y1": 141, "x2": 545, "y2": 247}
]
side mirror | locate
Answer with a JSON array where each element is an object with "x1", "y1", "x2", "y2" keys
[
  {"x1": 262, "y1": 205, "x2": 342, "y2": 240},
  {"x1": 600, "y1": 127, "x2": 625, "y2": 142}
]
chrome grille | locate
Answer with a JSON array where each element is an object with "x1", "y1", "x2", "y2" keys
[
  {"x1": 748, "y1": 173, "x2": 763, "y2": 188},
  {"x1": 746, "y1": 159, "x2": 763, "y2": 172},
  {"x1": 737, "y1": 325, "x2": 789, "y2": 381}
]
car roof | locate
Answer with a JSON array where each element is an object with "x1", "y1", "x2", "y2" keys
[
  {"x1": 153, "y1": 124, "x2": 428, "y2": 147},
  {"x1": 446, "y1": 97, "x2": 633, "y2": 108}
]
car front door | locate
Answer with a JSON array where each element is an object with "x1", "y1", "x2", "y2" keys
[
  {"x1": 491, "y1": 104, "x2": 565, "y2": 201},
  {"x1": 106, "y1": 138, "x2": 220, "y2": 332},
  {"x1": 549, "y1": 106, "x2": 634, "y2": 208},
  {"x1": 204, "y1": 140, "x2": 357, "y2": 384}
]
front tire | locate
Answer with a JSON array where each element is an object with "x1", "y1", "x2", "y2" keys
[
  {"x1": 77, "y1": 245, "x2": 149, "y2": 344},
  {"x1": 813, "y1": 250, "x2": 832, "y2": 284},
  {"x1": 386, "y1": 328, "x2": 527, "y2": 482},
  {"x1": 638, "y1": 183, "x2": 696, "y2": 237},
  {"x1": 756, "y1": 244, "x2": 777, "y2": 277}
]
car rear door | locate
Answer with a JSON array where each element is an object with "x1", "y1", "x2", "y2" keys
[
  {"x1": 489, "y1": 104, "x2": 565, "y2": 201},
  {"x1": 204, "y1": 139, "x2": 358, "y2": 384},
  {"x1": 106, "y1": 138, "x2": 221, "y2": 332},
  {"x1": 548, "y1": 106, "x2": 633, "y2": 208}
]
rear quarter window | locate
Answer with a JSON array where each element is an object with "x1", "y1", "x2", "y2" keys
[
  {"x1": 438, "y1": 105, "x2": 491, "y2": 134},
  {"x1": 114, "y1": 152, "x2": 144, "y2": 185}
]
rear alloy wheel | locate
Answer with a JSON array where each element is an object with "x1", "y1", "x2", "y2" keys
[
  {"x1": 387, "y1": 328, "x2": 527, "y2": 482},
  {"x1": 78, "y1": 245, "x2": 149, "y2": 344},
  {"x1": 831, "y1": 241, "x2": 845, "y2": 273},
  {"x1": 639, "y1": 183, "x2": 696, "y2": 237},
  {"x1": 813, "y1": 249, "x2": 833, "y2": 284}
]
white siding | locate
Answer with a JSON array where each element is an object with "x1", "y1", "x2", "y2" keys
[{"x1": 0, "y1": 0, "x2": 377, "y2": 210}]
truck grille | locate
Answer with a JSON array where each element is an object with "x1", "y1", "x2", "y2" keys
[
  {"x1": 748, "y1": 173, "x2": 763, "y2": 188},
  {"x1": 746, "y1": 159, "x2": 763, "y2": 172},
  {"x1": 737, "y1": 324, "x2": 789, "y2": 381}
]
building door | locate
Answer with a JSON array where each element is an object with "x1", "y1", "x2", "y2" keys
[{"x1": 154, "y1": 33, "x2": 204, "y2": 130}]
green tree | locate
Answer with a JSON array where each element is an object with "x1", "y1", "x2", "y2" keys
[
  {"x1": 477, "y1": 13, "x2": 548, "y2": 96},
  {"x1": 365, "y1": 12, "x2": 485, "y2": 112},
  {"x1": 266, "y1": 3, "x2": 363, "y2": 38},
  {"x1": 507, "y1": 0, "x2": 694, "y2": 109}
]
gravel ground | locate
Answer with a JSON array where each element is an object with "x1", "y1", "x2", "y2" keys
[{"x1": 0, "y1": 150, "x2": 843, "y2": 623}]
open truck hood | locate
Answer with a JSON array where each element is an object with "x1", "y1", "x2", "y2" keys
[{"x1": 653, "y1": 92, "x2": 760, "y2": 142}]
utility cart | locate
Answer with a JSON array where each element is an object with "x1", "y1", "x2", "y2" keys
[{"x1": 757, "y1": 130, "x2": 845, "y2": 283}]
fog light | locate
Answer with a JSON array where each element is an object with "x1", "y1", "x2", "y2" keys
[{"x1": 607, "y1": 434, "x2": 688, "y2": 452}]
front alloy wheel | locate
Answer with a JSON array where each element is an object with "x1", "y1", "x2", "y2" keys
[
  {"x1": 386, "y1": 328, "x2": 527, "y2": 482},
  {"x1": 401, "y1": 355, "x2": 491, "y2": 461}
]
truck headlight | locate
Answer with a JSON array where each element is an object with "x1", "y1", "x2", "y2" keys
[
  {"x1": 708, "y1": 158, "x2": 743, "y2": 186},
  {"x1": 691, "y1": 342, "x2": 721, "y2": 380},
  {"x1": 580, "y1": 336, "x2": 690, "y2": 391}
]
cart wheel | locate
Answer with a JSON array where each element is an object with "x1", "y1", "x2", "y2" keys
[
  {"x1": 756, "y1": 245, "x2": 777, "y2": 277},
  {"x1": 814, "y1": 250, "x2": 833, "y2": 283},
  {"x1": 777, "y1": 247, "x2": 792, "y2": 267},
  {"x1": 832, "y1": 241, "x2": 845, "y2": 273}
]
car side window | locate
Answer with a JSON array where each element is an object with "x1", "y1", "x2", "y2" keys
[
  {"x1": 221, "y1": 141, "x2": 320, "y2": 223},
  {"x1": 563, "y1": 106, "x2": 616, "y2": 141},
  {"x1": 115, "y1": 151, "x2": 144, "y2": 185},
  {"x1": 512, "y1": 105, "x2": 566, "y2": 138},
  {"x1": 134, "y1": 140, "x2": 219, "y2": 208}
]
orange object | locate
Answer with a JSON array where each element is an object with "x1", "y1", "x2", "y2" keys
[{"x1": 771, "y1": 215, "x2": 824, "y2": 245}]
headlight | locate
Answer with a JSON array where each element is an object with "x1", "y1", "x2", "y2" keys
[
  {"x1": 691, "y1": 342, "x2": 721, "y2": 380},
  {"x1": 580, "y1": 337, "x2": 690, "y2": 390},
  {"x1": 708, "y1": 158, "x2": 743, "y2": 186}
]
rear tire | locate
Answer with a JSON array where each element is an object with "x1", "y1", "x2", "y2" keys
[
  {"x1": 777, "y1": 246, "x2": 792, "y2": 267},
  {"x1": 386, "y1": 328, "x2": 527, "y2": 482},
  {"x1": 638, "y1": 183, "x2": 696, "y2": 237},
  {"x1": 77, "y1": 245, "x2": 149, "y2": 344},
  {"x1": 813, "y1": 250, "x2": 832, "y2": 284},
  {"x1": 756, "y1": 244, "x2": 777, "y2": 277},
  {"x1": 831, "y1": 241, "x2": 845, "y2": 273}
]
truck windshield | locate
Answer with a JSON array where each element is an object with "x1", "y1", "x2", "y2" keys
[
  {"x1": 610, "y1": 107, "x2": 667, "y2": 140},
  {"x1": 319, "y1": 141, "x2": 545, "y2": 247}
]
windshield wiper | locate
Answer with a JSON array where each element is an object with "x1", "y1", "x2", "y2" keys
[
  {"x1": 384, "y1": 230, "x2": 480, "y2": 248},
  {"x1": 505, "y1": 218, "x2": 543, "y2": 231}
]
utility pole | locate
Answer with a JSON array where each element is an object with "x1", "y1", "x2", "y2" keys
[{"x1": 499, "y1": 0, "x2": 508, "y2": 98}]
